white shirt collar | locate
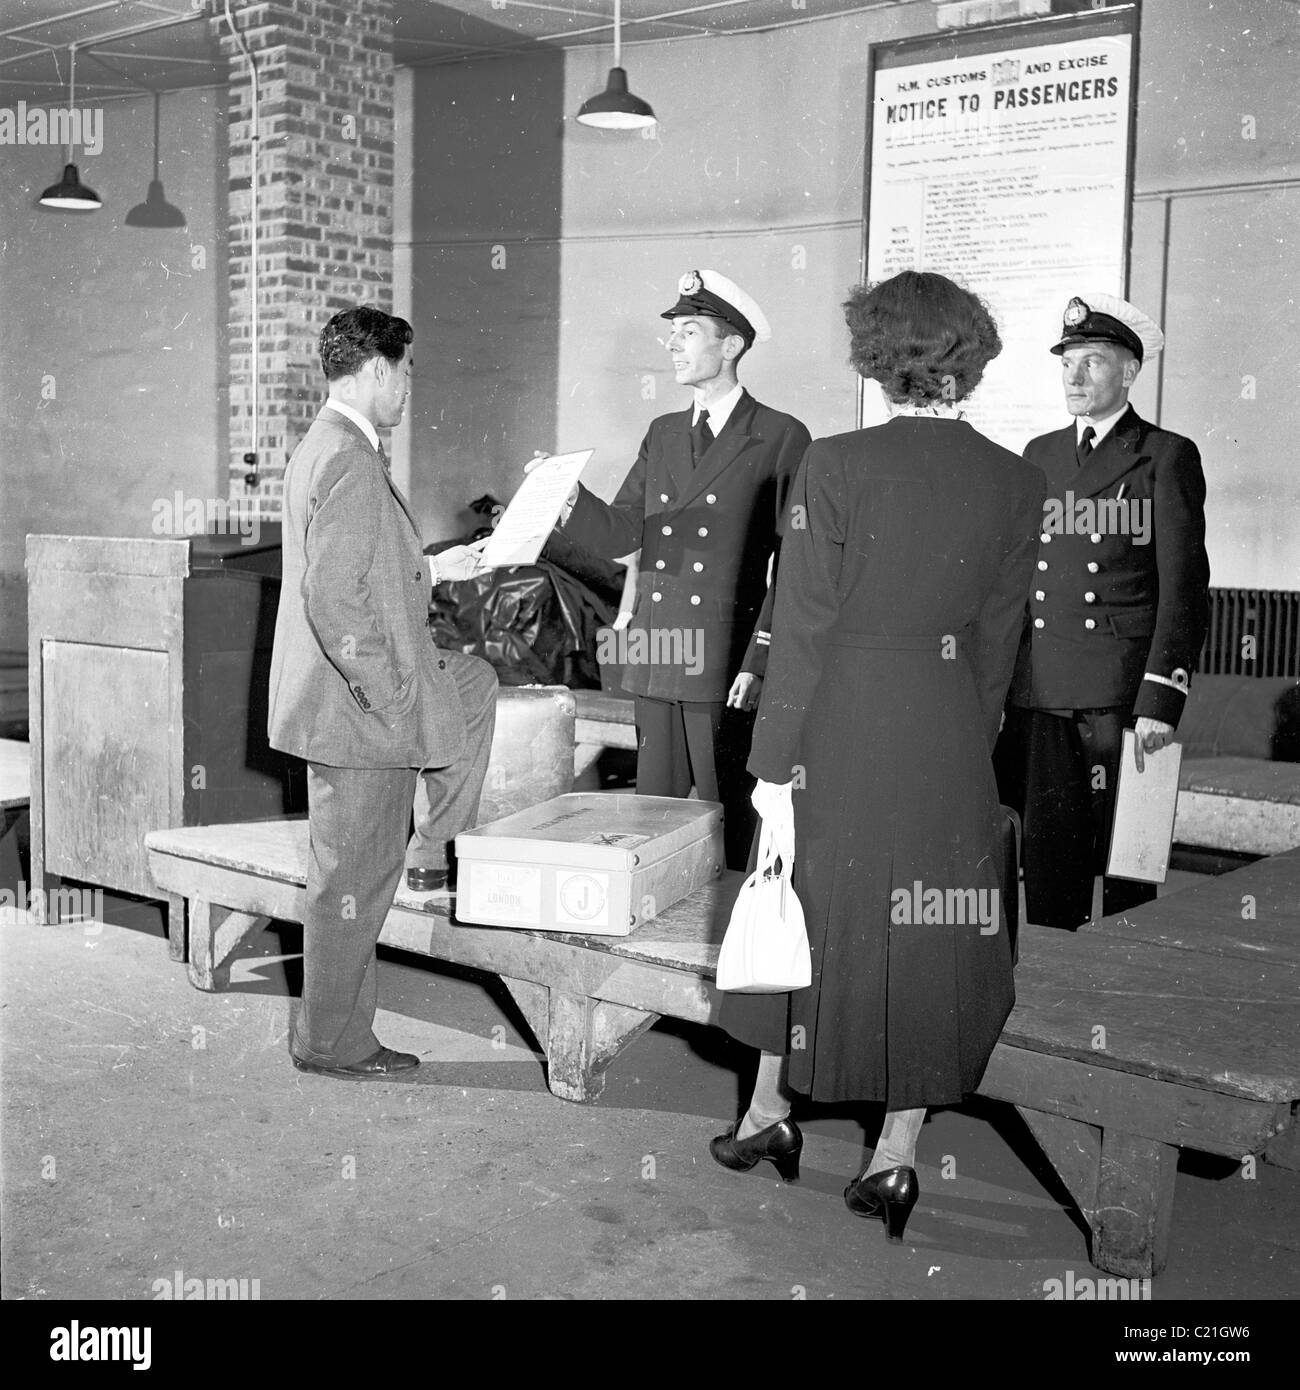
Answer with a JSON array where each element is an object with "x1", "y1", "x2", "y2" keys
[
  {"x1": 694, "y1": 382, "x2": 743, "y2": 435},
  {"x1": 323, "y1": 397, "x2": 380, "y2": 453},
  {"x1": 1076, "y1": 402, "x2": 1129, "y2": 447}
]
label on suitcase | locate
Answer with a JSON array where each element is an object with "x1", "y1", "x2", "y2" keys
[{"x1": 455, "y1": 793, "x2": 724, "y2": 935}]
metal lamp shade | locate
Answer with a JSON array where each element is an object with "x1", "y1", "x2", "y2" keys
[
  {"x1": 576, "y1": 67, "x2": 656, "y2": 130},
  {"x1": 39, "y1": 163, "x2": 102, "y2": 210}
]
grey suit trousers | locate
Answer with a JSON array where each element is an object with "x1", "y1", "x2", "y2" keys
[
  {"x1": 293, "y1": 763, "x2": 420, "y2": 1066},
  {"x1": 293, "y1": 651, "x2": 497, "y2": 1067},
  {"x1": 407, "y1": 651, "x2": 498, "y2": 872}
]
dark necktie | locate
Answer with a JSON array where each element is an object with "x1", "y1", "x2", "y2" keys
[
  {"x1": 1076, "y1": 424, "x2": 1096, "y2": 466},
  {"x1": 691, "y1": 409, "x2": 714, "y2": 467}
]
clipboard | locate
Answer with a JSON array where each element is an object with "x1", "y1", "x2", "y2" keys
[{"x1": 1105, "y1": 731, "x2": 1183, "y2": 884}]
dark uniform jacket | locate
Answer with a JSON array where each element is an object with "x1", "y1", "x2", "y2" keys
[
  {"x1": 563, "y1": 390, "x2": 811, "y2": 703},
  {"x1": 1009, "y1": 405, "x2": 1210, "y2": 728},
  {"x1": 269, "y1": 409, "x2": 468, "y2": 769}
]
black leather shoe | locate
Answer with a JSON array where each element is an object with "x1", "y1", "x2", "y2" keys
[
  {"x1": 844, "y1": 1165, "x2": 919, "y2": 1243},
  {"x1": 406, "y1": 867, "x2": 451, "y2": 892},
  {"x1": 292, "y1": 1046, "x2": 420, "y2": 1079},
  {"x1": 709, "y1": 1117, "x2": 802, "y2": 1183}
]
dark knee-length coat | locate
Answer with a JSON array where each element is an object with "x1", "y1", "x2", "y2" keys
[{"x1": 720, "y1": 417, "x2": 1046, "y2": 1109}]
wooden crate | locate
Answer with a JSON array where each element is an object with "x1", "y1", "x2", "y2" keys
[{"x1": 26, "y1": 534, "x2": 303, "y2": 950}]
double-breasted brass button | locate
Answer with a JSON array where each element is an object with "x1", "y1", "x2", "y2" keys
[
  {"x1": 1084, "y1": 591, "x2": 1096, "y2": 603},
  {"x1": 1084, "y1": 619, "x2": 1097, "y2": 630},
  {"x1": 698, "y1": 527, "x2": 708, "y2": 537},
  {"x1": 1040, "y1": 532, "x2": 1052, "y2": 544},
  {"x1": 660, "y1": 493, "x2": 670, "y2": 503},
  {"x1": 662, "y1": 525, "x2": 672, "y2": 536},
  {"x1": 690, "y1": 595, "x2": 701, "y2": 606},
  {"x1": 1087, "y1": 562, "x2": 1100, "y2": 573},
  {"x1": 706, "y1": 494, "x2": 717, "y2": 504},
  {"x1": 1090, "y1": 533, "x2": 1102, "y2": 544},
  {"x1": 1034, "y1": 590, "x2": 1045, "y2": 601},
  {"x1": 693, "y1": 562, "x2": 704, "y2": 572},
  {"x1": 652, "y1": 593, "x2": 662, "y2": 603},
  {"x1": 1037, "y1": 560, "x2": 1048, "y2": 572},
  {"x1": 655, "y1": 560, "x2": 665, "y2": 570},
  {"x1": 1033, "y1": 618, "x2": 1045, "y2": 629}
]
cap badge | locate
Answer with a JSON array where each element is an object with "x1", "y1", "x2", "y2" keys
[
  {"x1": 1063, "y1": 297, "x2": 1089, "y2": 328},
  {"x1": 679, "y1": 270, "x2": 702, "y2": 296}
]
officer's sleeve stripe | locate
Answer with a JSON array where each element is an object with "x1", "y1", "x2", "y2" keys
[{"x1": 1142, "y1": 672, "x2": 1189, "y2": 694}]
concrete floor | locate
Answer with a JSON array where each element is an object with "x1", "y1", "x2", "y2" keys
[{"x1": 2, "y1": 886, "x2": 1298, "y2": 1304}]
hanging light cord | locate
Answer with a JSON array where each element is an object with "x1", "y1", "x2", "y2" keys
[
  {"x1": 66, "y1": 45, "x2": 77, "y2": 162},
  {"x1": 613, "y1": 0, "x2": 622, "y2": 68},
  {"x1": 224, "y1": 0, "x2": 261, "y2": 487}
]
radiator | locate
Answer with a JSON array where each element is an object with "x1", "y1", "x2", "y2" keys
[{"x1": 1197, "y1": 588, "x2": 1300, "y2": 678}]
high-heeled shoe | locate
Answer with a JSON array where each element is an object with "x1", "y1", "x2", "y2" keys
[
  {"x1": 709, "y1": 1116, "x2": 803, "y2": 1183},
  {"x1": 844, "y1": 1165, "x2": 919, "y2": 1243}
]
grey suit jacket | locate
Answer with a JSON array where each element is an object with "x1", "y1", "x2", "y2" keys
[{"x1": 268, "y1": 408, "x2": 468, "y2": 769}]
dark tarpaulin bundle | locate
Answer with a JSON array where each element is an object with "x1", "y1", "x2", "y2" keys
[{"x1": 428, "y1": 529, "x2": 626, "y2": 688}]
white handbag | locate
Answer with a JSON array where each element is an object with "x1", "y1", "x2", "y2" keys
[{"x1": 715, "y1": 818, "x2": 811, "y2": 993}]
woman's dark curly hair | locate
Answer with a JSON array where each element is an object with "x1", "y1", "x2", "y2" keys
[{"x1": 844, "y1": 271, "x2": 1002, "y2": 405}]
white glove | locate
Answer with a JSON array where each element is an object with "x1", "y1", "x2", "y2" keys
[
  {"x1": 611, "y1": 609, "x2": 634, "y2": 632},
  {"x1": 429, "y1": 540, "x2": 488, "y2": 583},
  {"x1": 751, "y1": 779, "x2": 795, "y2": 868}
]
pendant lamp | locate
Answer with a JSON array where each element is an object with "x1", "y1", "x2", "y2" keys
[
  {"x1": 576, "y1": 0, "x2": 656, "y2": 131},
  {"x1": 39, "y1": 46, "x2": 101, "y2": 211}
]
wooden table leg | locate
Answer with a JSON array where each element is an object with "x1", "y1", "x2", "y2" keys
[
  {"x1": 543, "y1": 990, "x2": 657, "y2": 1104},
  {"x1": 1264, "y1": 1105, "x2": 1300, "y2": 1171},
  {"x1": 186, "y1": 898, "x2": 270, "y2": 993},
  {"x1": 166, "y1": 892, "x2": 187, "y2": 963},
  {"x1": 1018, "y1": 1106, "x2": 1177, "y2": 1278},
  {"x1": 1094, "y1": 1130, "x2": 1178, "y2": 1279}
]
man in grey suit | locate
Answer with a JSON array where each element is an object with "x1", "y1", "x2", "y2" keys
[{"x1": 269, "y1": 305, "x2": 497, "y2": 1078}]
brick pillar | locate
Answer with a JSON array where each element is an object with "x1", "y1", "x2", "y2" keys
[{"x1": 215, "y1": 0, "x2": 395, "y2": 516}]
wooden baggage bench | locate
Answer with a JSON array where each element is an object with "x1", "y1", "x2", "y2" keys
[
  {"x1": 145, "y1": 821, "x2": 1300, "y2": 1279},
  {"x1": 1173, "y1": 756, "x2": 1300, "y2": 857},
  {"x1": 572, "y1": 689, "x2": 637, "y2": 779}
]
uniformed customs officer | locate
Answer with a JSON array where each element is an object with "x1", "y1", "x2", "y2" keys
[
  {"x1": 994, "y1": 293, "x2": 1211, "y2": 930},
  {"x1": 553, "y1": 269, "x2": 812, "y2": 869}
]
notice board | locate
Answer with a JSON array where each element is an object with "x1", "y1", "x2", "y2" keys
[{"x1": 862, "y1": 6, "x2": 1139, "y2": 452}]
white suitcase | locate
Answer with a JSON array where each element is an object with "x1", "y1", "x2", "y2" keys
[{"x1": 455, "y1": 793, "x2": 723, "y2": 936}]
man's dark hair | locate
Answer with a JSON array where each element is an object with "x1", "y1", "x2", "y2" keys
[
  {"x1": 844, "y1": 271, "x2": 1001, "y2": 405},
  {"x1": 319, "y1": 306, "x2": 413, "y2": 382}
]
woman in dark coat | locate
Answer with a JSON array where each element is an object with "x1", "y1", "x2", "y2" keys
[{"x1": 709, "y1": 271, "x2": 1046, "y2": 1243}]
